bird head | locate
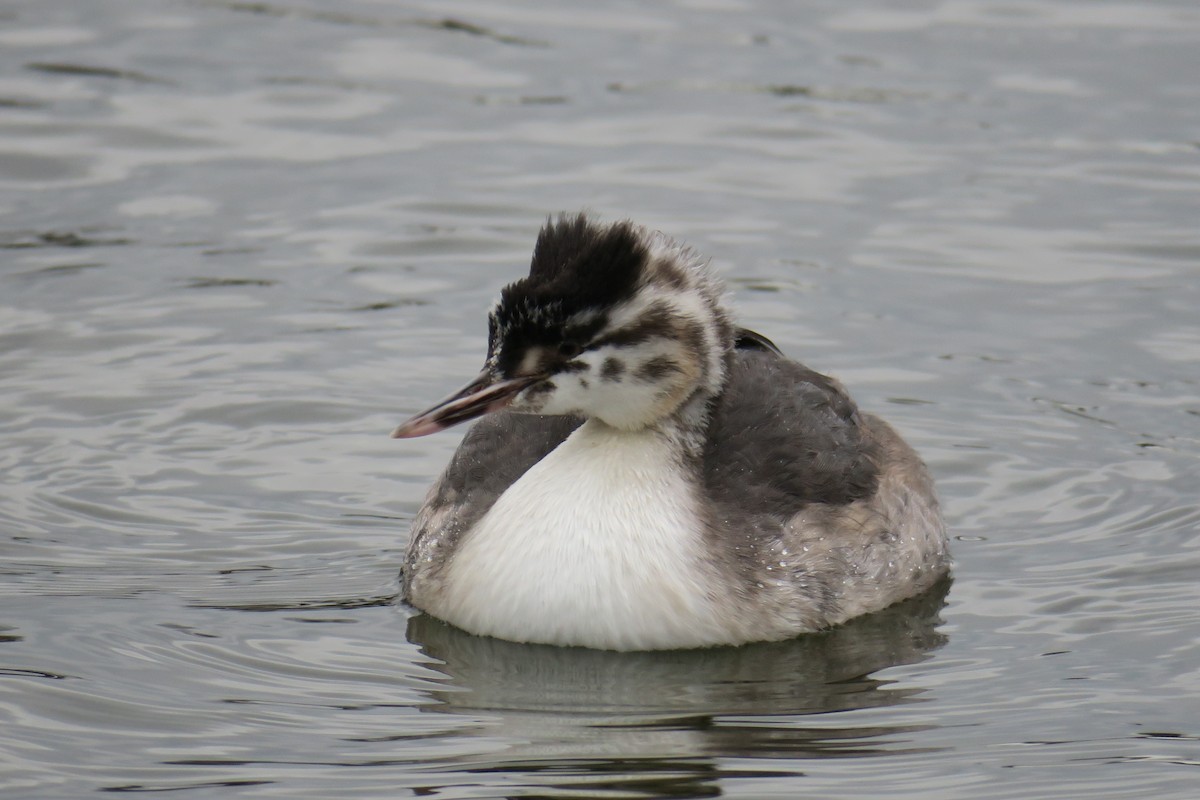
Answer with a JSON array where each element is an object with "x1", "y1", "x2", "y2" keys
[{"x1": 392, "y1": 214, "x2": 733, "y2": 438}]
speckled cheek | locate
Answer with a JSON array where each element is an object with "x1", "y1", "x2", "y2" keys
[
  {"x1": 511, "y1": 375, "x2": 596, "y2": 417},
  {"x1": 509, "y1": 380, "x2": 554, "y2": 414}
]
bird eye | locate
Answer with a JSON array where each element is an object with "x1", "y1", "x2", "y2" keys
[{"x1": 558, "y1": 341, "x2": 583, "y2": 359}]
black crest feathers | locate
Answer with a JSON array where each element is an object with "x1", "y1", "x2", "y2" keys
[
  {"x1": 524, "y1": 213, "x2": 645, "y2": 307},
  {"x1": 489, "y1": 215, "x2": 647, "y2": 370}
]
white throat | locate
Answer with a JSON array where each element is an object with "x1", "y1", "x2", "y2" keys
[{"x1": 431, "y1": 419, "x2": 737, "y2": 650}]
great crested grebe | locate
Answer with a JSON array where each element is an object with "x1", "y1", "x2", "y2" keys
[{"x1": 392, "y1": 214, "x2": 949, "y2": 651}]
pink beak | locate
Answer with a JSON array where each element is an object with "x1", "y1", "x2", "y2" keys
[{"x1": 391, "y1": 370, "x2": 541, "y2": 438}]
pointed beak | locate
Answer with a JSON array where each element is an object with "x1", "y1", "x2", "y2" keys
[{"x1": 390, "y1": 370, "x2": 541, "y2": 438}]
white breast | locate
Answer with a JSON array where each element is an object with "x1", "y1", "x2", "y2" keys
[{"x1": 432, "y1": 420, "x2": 735, "y2": 650}]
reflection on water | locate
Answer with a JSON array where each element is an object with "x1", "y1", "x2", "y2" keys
[
  {"x1": 413, "y1": 581, "x2": 948, "y2": 723},
  {"x1": 406, "y1": 581, "x2": 948, "y2": 795},
  {"x1": 2, "y1": 0, "x2": 1199, "y2": 797}
]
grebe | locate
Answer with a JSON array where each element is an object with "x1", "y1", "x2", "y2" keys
[{"x1": 392, "y1": 214, "x2": 949, "y2": 651}]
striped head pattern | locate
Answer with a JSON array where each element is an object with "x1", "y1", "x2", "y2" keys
[{"x1": 490, "y1": 214, "x2": 735, "y2": 430}]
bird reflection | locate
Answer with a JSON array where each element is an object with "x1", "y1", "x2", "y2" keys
[{"x1": 401, "y1": 577, "x2": 951, "y2": 797}]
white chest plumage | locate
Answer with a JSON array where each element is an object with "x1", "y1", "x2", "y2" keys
[{"x1": 433, "y1": 420, "x2": 734, "y2": 650}]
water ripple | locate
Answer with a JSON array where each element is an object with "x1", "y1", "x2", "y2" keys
[{"x1": 2, "y1": 0, "x2": 1198, "y2": 798}]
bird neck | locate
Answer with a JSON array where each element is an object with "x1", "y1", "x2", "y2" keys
[
  {"x1": 639, "y1": 344, "x2": 733, "y2": 461},
  {"x1": 645, "y1": 389, "x2": 714, "y2": 461}
]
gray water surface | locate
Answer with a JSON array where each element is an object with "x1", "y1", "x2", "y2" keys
[{"x1": 2, "y1": 1, "x2": 1198, "y2": 797}]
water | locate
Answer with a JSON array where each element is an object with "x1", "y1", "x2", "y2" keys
[{"x1": 2, "y1": 0, "x2": 1198, "y2": 796}]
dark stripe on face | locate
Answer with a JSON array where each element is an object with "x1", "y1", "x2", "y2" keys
[
  {"x1": 525, "y1": 380, "x2": 555, "y2": 398},
  {"x1": 559, "y1": 359, "x2": 589, "y2": 373},
  {"x1": 600, "y1": 357, "x2": 625, "y2": 381},
  {"x1": 591, "y1": 302, "x2": 680, "y2": 349},
  {"x1": 635, "y1": 355, "x2": 683, "y2": 383}
]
